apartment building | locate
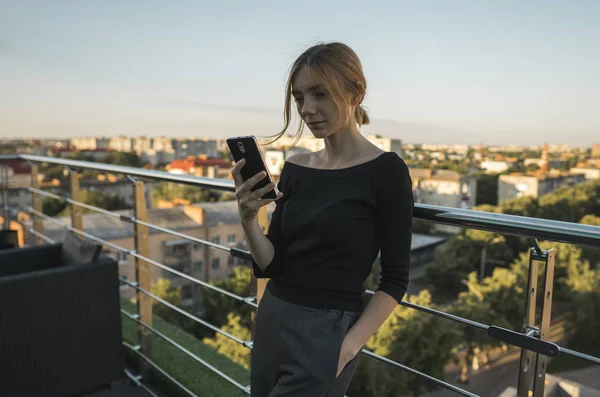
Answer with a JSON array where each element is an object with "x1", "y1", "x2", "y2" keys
[
  {"x1": 409, "y1": 168, "x2": 477, "y2": 209},
  {"x1": 591, "y1": 143, "x2": 600, "y2": 158},
  {"x1": 480, "y1": 161, "x2": 514, "y2": 174},
  {"x1": 263, "y1": 135, "x2": 326, "y2": 152},
  {"x1": 108, "y1": 136, "x2": 133, "y2": 152},
  {"x1": 569, "y1": 167, "x2": 600, "y2": 180},
  {"x1": 263, "y1": 148, "x2": 311, "y2": 179},
  {"x1": 498, "y1": 171, "x2": 586, "y2": 203},
  {"x1": 70, "y1": 137, "x2": 110, "y2": 151},
  {"x1": 366, "y1": 135, "x2": 403, "y2": 156}
]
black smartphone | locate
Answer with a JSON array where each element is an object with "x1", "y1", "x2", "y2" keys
[{"x1": 226, "y1": 136, "x2": 279, "y2": 200}]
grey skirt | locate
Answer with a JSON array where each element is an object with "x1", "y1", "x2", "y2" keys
[{"x1": 251, "y1": 285, "x2": 362, "y2": 397}]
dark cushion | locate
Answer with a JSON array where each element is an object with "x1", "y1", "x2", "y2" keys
[
  {"x1": 0, "y1": 230, "x2": 19, "y2": 250},
  {"x1": 0, "y1": 244, "x2": 62, "y2": 278},
  {"x1": 0, "y1": 257, "x2": 125, "y2": 397},
  {"x1": 61, "y1": 231, "x2": 102, "y2": 266}
]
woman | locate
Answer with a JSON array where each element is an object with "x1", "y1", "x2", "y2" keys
[{"x1": 231, "y1": 42, "x2": 414, "y2": 397}]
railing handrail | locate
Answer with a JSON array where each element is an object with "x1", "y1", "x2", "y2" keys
[
  {"x1": 14, "y1": 154, "x2": 236, "y2": 191},
  {"x1": 3, "y1": 153, "x2": 599, "y2": 248}
]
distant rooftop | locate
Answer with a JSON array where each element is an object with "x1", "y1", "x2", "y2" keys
[{"x1": 409, "y1": 168, "x2": 466, "y2": 182}]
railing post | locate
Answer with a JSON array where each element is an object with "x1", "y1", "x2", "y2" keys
[
  {"x1": 2, "y1": 165, "x2": 9, "y2": 230},
  {"x1": 532, "y1": 249, "x2": 555, "y2": 397},
  {"x1": 69, "y1": 170, "x2": 83, "y2": 232},
  {"x1": 132, "y1": 179, "x2": 152, "y2": 375},
  {"x1": 250, "y1": 206, "x2": 269, "y2": 336},
  {"x1": 31, "y1": 164, "x2": 44, "y2": 246},
  {"x1": 517, "y1": 244, "x2": 555, "y2": 397}
]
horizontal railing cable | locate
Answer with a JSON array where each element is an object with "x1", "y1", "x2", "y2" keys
[
  {"x1": 25, "y1": 227, "x2": 56, "y2": 244},
  {"x1": 560, "y1": 347, "x2": 600, "y2": 365},
  {"x1": 361, "y1": 349, "x2": 480, "y2": 397},
  {"x1": 28, "y1": 187, "x2": 125, "y2": 220},
  {"x1": 132, "y1": 217, "x2": 235, "y2": 252},
  {"x1": 26, "y1": 207, "x2": 132, "y2": 254},
  {"x1": 127, "y1": 251, "x2": 258, "y2": 309},
  {"x1": 121, "y1": 309, "x2": 250, "y2": 393},
  {"x1": 123, "y1": 341, "x2": 198, "y2": 397},
  {"x1": 28, "y1": 186, "x2": 234, "y2": 253},
  {"x1": 123, "y1": 369, "x2": 160, "y2": 397},
  {"x1": 364, "y1": 289, "x2": 489, "y2": 331},
  {"x1": 119, "y1": 277, "x2": 253, "y2": 348}
]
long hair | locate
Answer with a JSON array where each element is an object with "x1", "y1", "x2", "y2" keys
[{"x1": 268, "y1": 42, "x2": 370, "y2": 145}]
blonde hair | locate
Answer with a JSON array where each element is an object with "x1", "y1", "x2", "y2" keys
[{"x1": 269, "y1": 42, "x2": 370, "y2": 145}]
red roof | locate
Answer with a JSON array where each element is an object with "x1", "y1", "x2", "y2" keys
[
  {"x1": 169, "y1": 157, "x2": 231, "y2": 172},
  {"x1": 3, "y1": 159, "x2": 30, "y2": 174}
]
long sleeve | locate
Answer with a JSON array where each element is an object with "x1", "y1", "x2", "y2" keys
[
  {"x1": 375, "y1": 156, "x2": 414, "y2": 303},
  {"x1": 251, "y1": 166, "x2": 288, "y2": 279}
]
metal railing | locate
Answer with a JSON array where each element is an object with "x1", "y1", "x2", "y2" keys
[{"x1": 1, "y1": 153, "x2": 599, "y2": 397}]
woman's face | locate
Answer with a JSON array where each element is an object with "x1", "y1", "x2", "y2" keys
[{"x1": 291, "y1": 67, "x2": 346, "y2": 139}]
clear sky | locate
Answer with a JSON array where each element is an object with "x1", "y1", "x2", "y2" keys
[{"x1": 1, "y1": 0, "x2": 598, "y2": 145}]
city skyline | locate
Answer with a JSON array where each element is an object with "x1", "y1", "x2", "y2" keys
[{"x1": 1, "y1": 1, "x2": 599, "y2": 145}]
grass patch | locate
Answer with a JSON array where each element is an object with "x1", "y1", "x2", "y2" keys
[{"x1": 121, "y1": 299, "x2": 249, "y2": 397}]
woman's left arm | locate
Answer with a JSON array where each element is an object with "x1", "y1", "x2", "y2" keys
[{"x1": 337, "y1": 156, "x2": 414, "y2": 375}]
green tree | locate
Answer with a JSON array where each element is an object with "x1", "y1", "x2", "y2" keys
[
  {"x1": 473, "y1": 204, "x2": 502, "y2": 214},
  {"x1": 570, "y1": 274, "x2": 600, "y2": 352},
  {"x1": 579, "y1": 215, "x2": 600, "y2": 268},
  {"x1": 58, "y1": 188, "x2": 129, "y2": 216},
  {"x1": 453, "y1": 268, "x2": 524, "y2": 382},
  {"x1": 425, "y1": 231, "x2": 513, "y2": 297},
  {"x1": 537, "y1": 180, "x2": 600, "y2": 223},
  {"x1": 151, "y1": 278, "x2": 184, "y2": 325},
  {"x1": 202, "y1": 313, "x2": 252, "y2": 369},
  {"x1": 508, "y1": 241, "x2": 594, "y2": 302},
  {"x1": 349, "y1": 291, "x2": 459, "y2": 397},
  {"x1": 501, "y1": 196, "x2": 538, "y2": 218},
  {"x1": 42, "y1": 196, "x2": 68, "y2": 217},
  {"x1": 151, "y1": 182, "x2": 222, "y2": 206},
  {"x1": 473, "y1": 172, "x2": 499, "y2": 206},
  {"x1": 105, "y1": 151, "x2": 142, "y2": 167},
  {"x1": 201, "y1": 267, "x2": 253, "y2": 334},
  {"x1": 433, "y1": 160, "x2": 468, "y2": 174}
]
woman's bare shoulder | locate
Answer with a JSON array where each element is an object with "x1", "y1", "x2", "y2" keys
[{"x1": 286, "y1": 152, "x2": 315, "y2": 167}]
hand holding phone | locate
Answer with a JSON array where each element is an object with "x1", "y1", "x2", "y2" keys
[{"x1": 227, "y1": 136, "x2": 283, "y2": 222}]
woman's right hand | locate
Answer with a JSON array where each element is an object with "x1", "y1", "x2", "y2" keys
[{"x1": 231, "y1": 159, "x2": 283, "y2": 223}]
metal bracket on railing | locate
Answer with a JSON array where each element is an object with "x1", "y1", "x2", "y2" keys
[
  {"x1": 243, "y1": 296, "x2": 257, "y2": 304},
  {"x1": 230, "y1": 247, "x2": 253, "y2": 261},
  {"x1": 243, "y1": 385, "x2": 252, "y2": 395},
  {"x1": 531, "y1": 238, "x2": 543, "y2": 257},
  {"x1": 131, "y1": 344, "x2": 142, "y2": 351},
  {"x1": 126, "y1": 175, "x2": 137, "y2": 184},
  {"x1": 524, "y1": 326, "x2": 539, "y2": 338},
  {"x1": 488, "y1": 326, "x2": 558, "y2": 357},
  {"x1": 119, "y1": 214, "x2": 135, "y2": 223}
]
